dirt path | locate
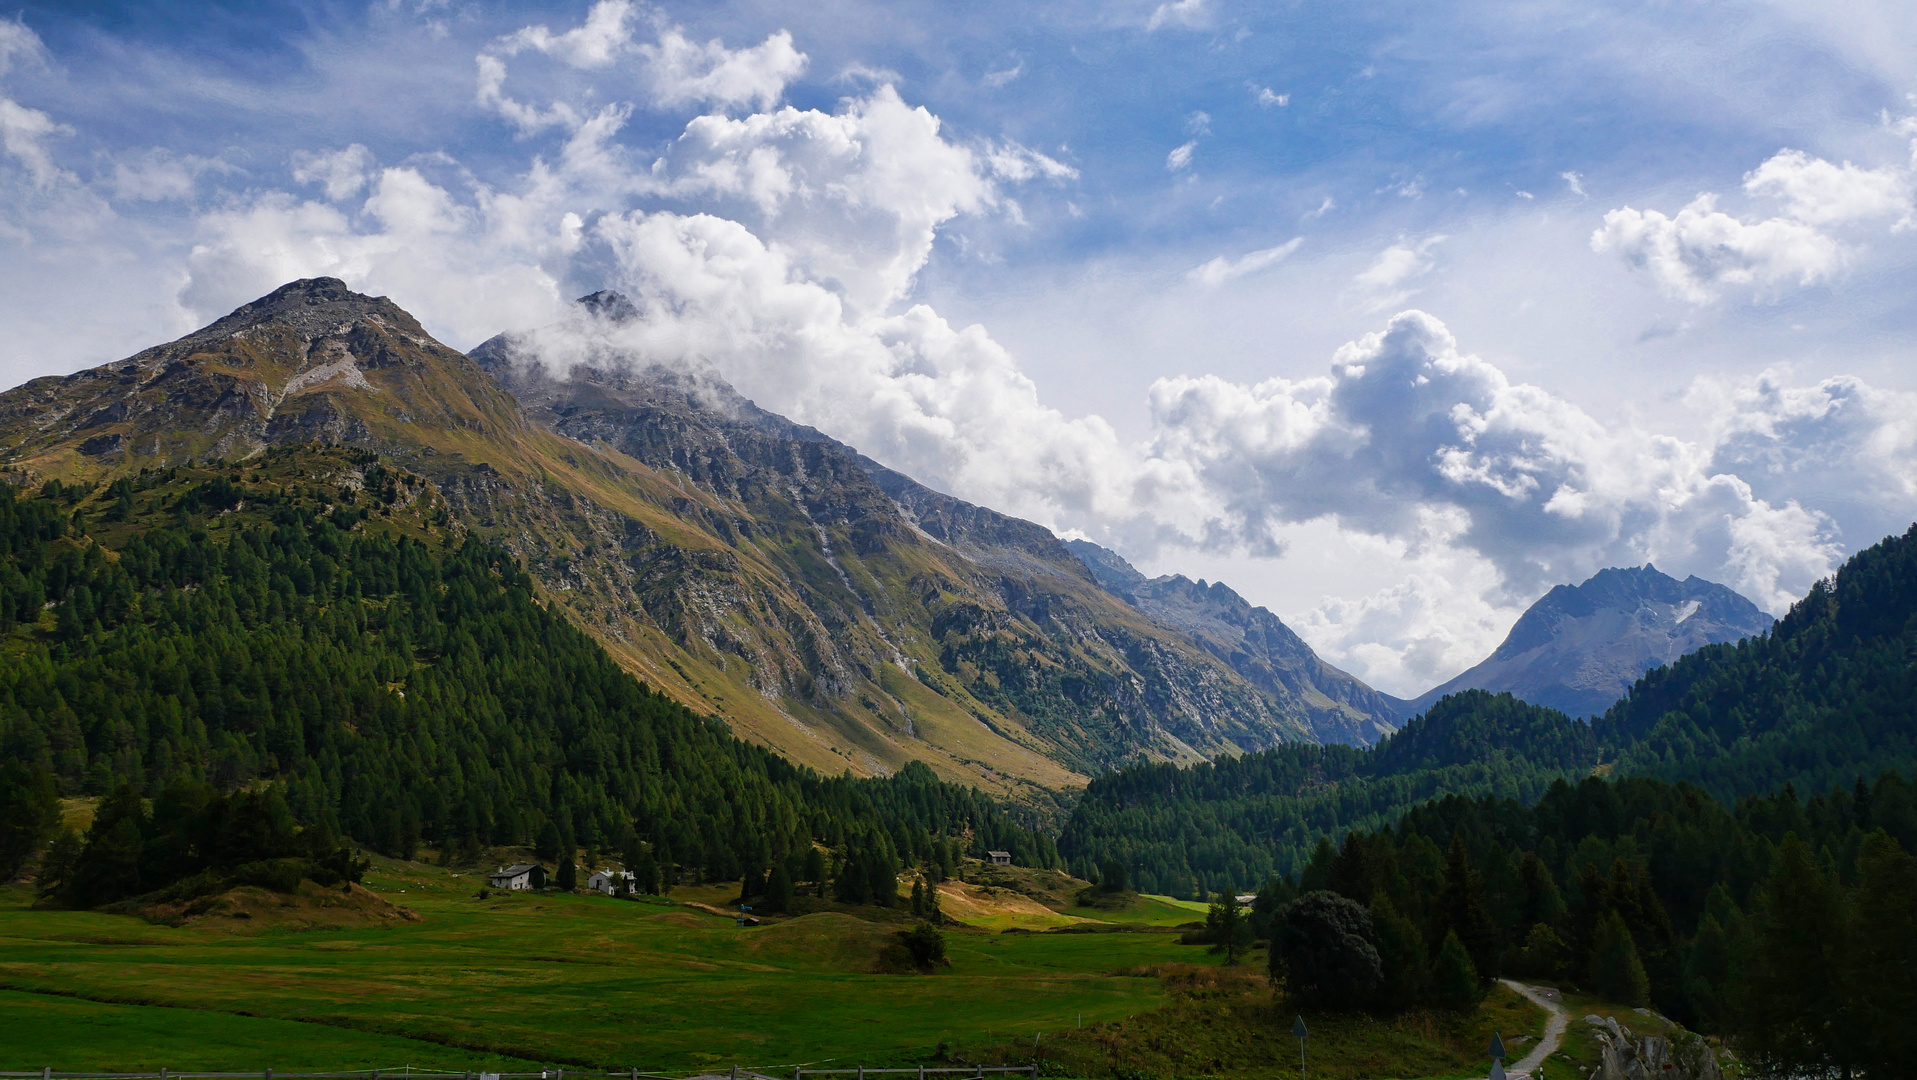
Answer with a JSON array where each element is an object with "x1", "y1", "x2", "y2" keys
[{"x1": 1499, "y1": 979, "x2": 1569, "y2": 1077}]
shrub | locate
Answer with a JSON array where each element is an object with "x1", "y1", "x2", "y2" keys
[
  {"x1": 1269, "y1": 890, "x2": 1381, "y2": 1010},
  {"x1": 898, "y1": 922, "x2": 950, "y2": 972}
]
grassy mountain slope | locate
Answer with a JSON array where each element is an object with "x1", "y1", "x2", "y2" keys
[
  {"x1": 0, "y1": 279, "x2": 1401, "y2": 797},
  {"x1": 469, "y1": 318, "x2": 1400, "y2": 769}
]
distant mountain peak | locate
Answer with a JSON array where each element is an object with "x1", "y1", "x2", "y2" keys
[
  {"x1": 578, "y1": 289, "x2": 639, "y2": 323},
  {"x1": 1405, "y1": 563, "x2": 1774, "y2": 719}
]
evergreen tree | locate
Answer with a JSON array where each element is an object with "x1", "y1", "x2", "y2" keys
[
  {"x1": 802, "y1": 847, "x2": 827, "y2": 889},
  {"x1": 629, "y1": 846, "x2": 660, "y2": 895},
  {"x1": 35, "y1": 829, "x2": 82, "y2": 899},
  {"x1": 1433, "y1": 930, "x2": 1482, "y2": 1009},
  {"x1": 1206, "y1": 890, "x2": 1253, "y2": 964},
  {"x1": 1100, "y1": 858, "x2": 1128, "y2": 893},
  {"x1": 1435, "y1": 834, "x2": 1499, "y2": 981},
  {"x1": 1736, "y1": 834, "x2": 1846, "y2": 1076},
  {"x1": 535, "y1": 821, "x2": 563, "y2": 863},
  {"x1": 1368, "y1": 895, "x2": 1428, "y2": 1012},
  {"x1": 557, "y1": 856, "x2": 577, "y2": 892},
  {"x1": 1848, "y1": 830, "x2": 1917, "y2": 1075},
  {"x1": 763, "y1": 864, "x2": 795, "y2": 914},
  {"x1": 1588, "y1": 910, "x2": 1650, "y2": 1006},
  {"x1": 923, "y1": 875, "x2": 943, "y2": 923},
  {"x1": 0, "y1": 762, "x2": 60, "y2": 880}
]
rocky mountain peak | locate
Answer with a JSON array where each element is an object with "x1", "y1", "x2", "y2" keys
[
  {"x1": 1404, "y1": 564, "x2": 1774, "y2": 719},
  {"x1": 577, "y1": 289, "x2": 640, "y2": 323}
]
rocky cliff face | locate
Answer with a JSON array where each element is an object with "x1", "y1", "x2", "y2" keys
[
  {"x1": 1063, "y1": 539, "x2": 1401, "y2": 745},
  {"x1": 1402, "y1": 565, "x2": 1775, "y2": 719},
  {"x1": 0, "y1": 280, "x2": 1402, "y2": 799}
]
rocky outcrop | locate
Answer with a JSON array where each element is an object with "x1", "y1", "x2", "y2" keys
[{"x1": 1583, "y1": 1014, "x2": 1722, "y2": 1080}]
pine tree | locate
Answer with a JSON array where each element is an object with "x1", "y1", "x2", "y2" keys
[
  {"x1": 1735, "y1": 834, "x2": 1846, "y2": 1076},
  {"x1": 0, "y1": 762, "x2": 60, "y2": 879},
  {"x1": 557, "y1": 856, "x2": 577, "y2": 892},
  {"x1": 1369, "y1": 895, "x2": 1428, "y2": 1012},
  {"x1": 1845, "y1": 830, "x2": 1917, "y2": 1075},
  {"x1": 1588, "y1": 910, "x2": 1650, "y2": 1006},
  {"x1": 1207, "y1": 890, "x2": 1253, "y2": 964},
  {"x1": 763, "y1": 864, "x2": 795, "y2": 914},
  {"x1": 1434, "y1": 929, "x2": 1482, "y2": 1009},
  {"x1": 1436, "y1": 834, "x2": 1499, "y2": 982}
]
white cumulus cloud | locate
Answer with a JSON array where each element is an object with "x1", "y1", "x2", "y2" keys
[
  {"x1": 1595, "y1": 144, "x2": 1916, "y2": 303},
  {"x1": 478, "y1": 0, "x2": 806, "y2": 134}
]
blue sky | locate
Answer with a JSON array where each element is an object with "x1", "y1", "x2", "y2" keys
[{"x1": 3, "y1": 0, "x2": 1915, "y2": 694}]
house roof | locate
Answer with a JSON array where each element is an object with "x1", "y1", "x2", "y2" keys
[
  {"x1": 492, "y1": 863, "x2": 540, "y2": 877},
  {"x1": 986, "y1": 850, "x2": 1011, "y2": 858}
]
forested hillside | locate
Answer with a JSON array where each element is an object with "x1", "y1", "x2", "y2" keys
[
  {"x1": 0, "y1": 459, "x2": 1055, "y2": 898},
  {"x1": 1057, "y1": 690, "x2": 1595, "y2": 894},
  {"x1": 1270, "y1": 770, "x2": 1917, "y2": 1077},
  {"x1": 1062, "y1": 523, "x2": 1917, "y2": 896},
  {"x1": 1598, "y1": 523, "x2": 1917, "y2": 798}
]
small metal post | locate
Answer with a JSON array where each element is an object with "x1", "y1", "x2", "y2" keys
[
  {"x1": 857, "y1": 1068, "x2": 864, "y2": 1080},
  {"x1": 43, "y1": 1068, "x2": 51, "y2": 1080},
  {"x1": 732, "y1": 1068, "x2": 738, "y2": 1080},
  {"x1": 918, "y1": 1066, "x2": 925, "y2": 1080},
  {"x1": 267, "y1": 1069, "x2": 274, "y2": 1080}
]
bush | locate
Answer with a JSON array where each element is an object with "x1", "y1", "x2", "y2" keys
[
  {"x1": 231, "y1": 858, "x2": 305, "y2": 894},
  {"x1": 898, "y1": 921, "x2": 950, "y2": 972},
  {"x1": 1270, "y1": 891, "x2": 1382, "y2": 1010},
  {"x1": 1509, "y1": 922, "x2": 1570, "y2": 979}
]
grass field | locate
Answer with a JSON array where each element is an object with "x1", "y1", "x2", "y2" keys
[
  {"x1": 0, "y1": 853, "x2": 1569, "y2": 1079},
  {"x1": 0, "y1": 855, "x2": 1185, "y2": 1073}
]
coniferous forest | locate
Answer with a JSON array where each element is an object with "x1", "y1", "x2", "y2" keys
[
  {"x1": 0, "y1": 466, "x2": 1056, "y2": 906},
  {"x1": 1250, "y1": 770, "x2": 1917, "y2": 1078}
]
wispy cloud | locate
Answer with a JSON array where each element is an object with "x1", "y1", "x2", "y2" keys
[{"x1": 1187, "y1": 237, "x2": 1303, "y2": 286}]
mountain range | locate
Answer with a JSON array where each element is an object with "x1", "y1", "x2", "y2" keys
[
  {"x1": 0, "y1": 279, "x2": 1409, "y2": 801},
  {"x1": 0, "y1": 277, "x2": 1792, "y2": 800}
]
